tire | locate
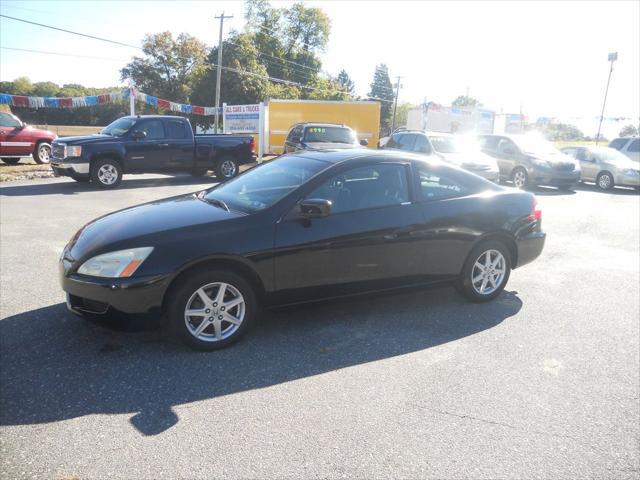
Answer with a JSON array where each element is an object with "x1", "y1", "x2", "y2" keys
[
  {"x1": 191, "y1": 169, "x2": 208, "y2": 177},
  {"x1": 511, "y1": 167, "x2": 528, "y2": 189},
  {"x1": 90, "y1": 158, "x2": 123, "y2": 189},
  {"x1": 33, "y1": 142, "x2": 52, "y2": 164},
  {"x1": 456, "y1": 240, "x2": 512, "y2": 303},
  {"x1": 167, "y1": 269, "x2": 257, "y2": 351},
  {"x1": 1, "y1": 158, "x2": 21, "y2": 165},
  {"x1": 596, "y1": 171, "x2": 614, "y2": 191},
  {"x1": 71, "y1": 176, "x2": 90, "y2": 183},
  {"x1": 215, "y1": 155, "x2": 239, "y2": 180}
]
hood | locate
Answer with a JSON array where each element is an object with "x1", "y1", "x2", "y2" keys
[
  {"x1": 302, "y1": 142, "x2": 360, "y2": 150},
  {"x1": 67, "y1": 193, "x2": 242, "y2": 262},
  {"x1": 439, "y1": 151, "x2": 497, "y2": 168},
  {"x1": 55, "y1": 134, "x2": 117, "y2": 146},
  {"x1": 527, "y1": 151, "x2": 576, "y2": 164},
  {"x1": 23, "y1": 125, "x2": 56, "y2": 138}
]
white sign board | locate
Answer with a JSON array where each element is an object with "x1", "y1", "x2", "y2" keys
[{"x1": 223, "y1": 104, "x2": 261, "y2": 133}]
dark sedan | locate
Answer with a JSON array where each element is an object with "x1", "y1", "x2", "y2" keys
[{"x1": 60, "y1": 150, "x2": 546, "y2": 350}]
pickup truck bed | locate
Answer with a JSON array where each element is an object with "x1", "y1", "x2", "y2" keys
[{"x1": 51, "y1": 115, "x2": 255, "y2": 188}]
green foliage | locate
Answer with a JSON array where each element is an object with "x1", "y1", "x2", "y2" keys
[
  {"x1": 619, "y1": 124, "x2": 638, "y2": 137},
  {"x1": 368, "y1": 64, "x2": 394, "y2": 131},
  {"x1": 393, "y1": 102, "x2": 415, "y2": 129},
  {"x1": 336, "y1": 70, "x2": 355, "y2": 96},
  {"x1": 539, "y1": 122, "x2": 585, "y2": 141},
  {"x1": 452, "y1": 95, "x2": 481, "y2": 107}
]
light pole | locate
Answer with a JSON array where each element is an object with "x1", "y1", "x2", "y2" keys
[
  {"x1": 391, "y1": 76, "x2": 402, "y2": 132},
  {"x1": 596, "y1": 52, "x2": 617, "y2": 145}
]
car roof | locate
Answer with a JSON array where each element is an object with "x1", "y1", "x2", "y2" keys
[
  {"x1": 294, "y1": 122, "x2": 348, "y2": 128},
  {"x1": 292, "y1": 148, "x2": 446, "y2": 165},
  {"x1": 122, "y1": 115, "x2": 186, "y2": 120}
]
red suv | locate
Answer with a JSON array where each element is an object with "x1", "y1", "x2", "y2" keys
[{"x1": 0, "y1": 112, "x2": 57, "y2": 164}]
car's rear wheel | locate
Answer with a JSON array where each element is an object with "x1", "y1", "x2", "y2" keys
[
  {"x1": 1, "y1": 158, "x2": 21, "y2": 165},
  {"x1": 457, "y1": 240, "x2": 512, "y2": 303},
  {"x1": 215, "y1": 155, "x2": 239, "y2": 180},
  {"x1": 596, "y1": 171, "x2": 614, "y2": 190},
  {"x1": 511, "y1": 167, "x2": 528, "y2": 189},
  {"x1": 33, "y1": 142, "x2": 52, "y2": 164},
  {"x1": 167, "y1": 269, "x2": 257, "y2": 350},
  {"x1": 91, "y1": 159, "x2": 123, "y2": 189}
]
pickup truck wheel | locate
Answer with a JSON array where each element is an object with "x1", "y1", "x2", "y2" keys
[
  {"x1": 33, "y1": 142, "x2": 52, "y2": 164},
  {"x1": 215, "y1": 156, "x2": 239, "y2": 180},
  {"x1": 91, "y1": 159, "x2": 123, "y2": 189},
  {"x1": 1, "y1": 158, "x2": 21, "y2": 165}
]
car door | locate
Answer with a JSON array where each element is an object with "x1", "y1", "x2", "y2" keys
[
  {"x1": 164, "y1": 119, "x2": 194, "y2": 170},
  {"x1": 495, "y1": 137, "x2": 519, "y2": 175},
  {"x1": 124, "y1": 119, "x2": 171, "y2": 172},
  {"x1": 0, "y1": 112, "x2": 32, "y2": 156},
  {"x1": 577, "y1": 148, "x2": 599, "y2": 181},
  {"x1": 273, "y1": 162, "x2": 427, "y2": 303}
]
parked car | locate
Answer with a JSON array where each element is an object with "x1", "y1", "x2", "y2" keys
[
  {"x1": 560, "y1": 145, "x2": 640, "y2": 190},
  {"x1": 0, "y1": 111, "x2": 56, "y2": 164},
  {"x1": 608, "y1": 137, "x2": 639, "y2": 162},
  {"x1": 50, "y1": 115, "x2": 255, "y2": 188},
  {"x1": 60, "y1": 149, "x2": 546, "y2": 350},
  {"x1": 380, "y1": 130, "x2": 434, "y2": 155},
  {"x1": 426, "y1": 132, "x2": 499, "y2": 182},
  {"x1": 378, "y1": 127, "x2": 407, "y2": 148},
  {"x1": 478, "y1": 134, "x2": 581, "y2": 190},
  {"x1": 283, "y1": 122, "x2": 367, "y2": 153}
]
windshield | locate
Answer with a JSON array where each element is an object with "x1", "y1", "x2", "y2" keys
[
  {"x1": 204, "y1": 156, "x2": 328, "y2": 213},
  {"x1": 592, "y1": 147, "x2": 632, "y2": 163},
  {"x1": 513, "y1": 135, "x2": 560, "y2": 155},
  {"x1": 101, "y1": 117, "x2": 137, "y2": 137},
  {"x1": 304, "y1": 126, "x2": 356, "y2": 144},
  {"x1": 429, "y1": 135, "x2": 480, "y2": 154}
]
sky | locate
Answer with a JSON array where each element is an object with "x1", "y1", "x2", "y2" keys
[{"x1": 0, "y1": 0, "x2": 638, "y2": 136}]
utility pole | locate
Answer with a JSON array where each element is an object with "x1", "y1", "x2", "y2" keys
[
  {"x1": 596, "y1": 52, "x2": 618, "y2": 145},
  {"x1": 214, "y1": 12, "x2": 233, "y2": 133},
  {"x1": 391, "y1": 76, "x2": 402, "y2": 132}
]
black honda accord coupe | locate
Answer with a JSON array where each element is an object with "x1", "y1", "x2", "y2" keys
[{"x1": 60, "y1": 149, "x2": 545, "y2": 350}]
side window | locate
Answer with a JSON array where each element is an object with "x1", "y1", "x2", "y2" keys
[
  {"x1": 386, "y1": 133, "x2": 416, "y2": 151},
  {"x1": 417, "y1": 166, "x2": 470, "y2": 200},
  {"x1": 166, "y1": 120, "x2": 187, "y2": 139},
  {"x1": 478, "y1": 136, "x2": 499, "y2": 151},
  {"x1": 138, "y1": 120, "x2": 165, "y2": 140},
  {"x1": 575, "y1": 149, "x2": 588, "y2": 161},
  {"x1": 497, "y1": 138, "x2": 516, "y2": 154},
  {"x1": 628, "y1": 139, "x2": 640, "y2": 152},
  {"x1": 562, "y1": 148, "x2": 577, "y2": 158},
  {"x1": 286, "y1": 126, "x2": 298, "y2": 142},
  {"x1": 413, "y1": 135, "x2": 432, "y2": 154},
  {"x1": 308, "y1": 164, "x2": 409, "y2": 214},
  {"x1": 608, "y1": 138, "x2": 628, "y2": 151},
  {"x1": 0, "y1": 113, "x2": 21, "y2": 128}
]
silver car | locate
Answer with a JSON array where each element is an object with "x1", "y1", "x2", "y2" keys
[
  {"x1": 426, "y1": 132, "x2": 500, "y2": 182},
  {"x1": 561, "y1": 146, "x2": 640, "y2": 190}
]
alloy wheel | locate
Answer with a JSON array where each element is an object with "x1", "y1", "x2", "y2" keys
[
  {"x1": 38, "y1": 145, "x2": 51, "y2": 163},
  {"x1": 598, "y1": 173, "x2": 612, "y2": 190},
  {"x1": 513, "y1": 170, "x2": 527, "y2": 188},
  {"x1": 97, "y1": 164, "x2": 118, "y2": 185},
  {"x1": 184, "y1": 282, "x2": 245, "y2": 342},
  {"x1": 471, "y1": 249, "x2": 506, "y2": 295},
  {"x1": 220, "y1": 160, "x2": 237, "y2": 178}
]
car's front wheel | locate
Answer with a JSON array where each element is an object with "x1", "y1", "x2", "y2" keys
[
  {"x1": 596, "y1": 171, "x2": 614, "y2": 190},
  {"x1": 91, "y1": 159, "x2": 123, "y2": 189},
  {"x1": 457, "y1": 240, "x2": 512, "y2": 302},
  {"x1": 33, "y1": 142, "x2": 52, "y2": 164},
  {"x1": 511, "y1": 167, "x2": 529, "y2": 189},
  {"x1": 167, "y1": 269, "x2": 257, "y2": 350}
]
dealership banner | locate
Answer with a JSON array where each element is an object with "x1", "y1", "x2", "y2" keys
[{"x1": 223, "y1": 104, "x2": 261, "y2": 133}]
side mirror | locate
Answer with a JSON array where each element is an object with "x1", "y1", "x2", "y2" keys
[
  {"x1": 131, "y1": 130, "x2": 147, "y2": 140},
  {"x1": 359, "y1": 139, "x2": 369, "y2": 146},
  {"x1": 299, "y1": 198, "x2": 331, "y2": 219},
  {"x1": 15, "y1": 123, "x2": 25, "y2": 130}
]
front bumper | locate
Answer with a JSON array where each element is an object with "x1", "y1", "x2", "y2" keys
[
  {"x1": 515, "y1": 231, "x2": 546, "y2": 268},
  {"x1": 530, "y1": 167, "x2": 581, "y2": 187},
  {"x1": 51, "y1": 159, "x2": 90, "y2": 177},
  {"x1": 61, "y1": 261, "x2": 170, "y2": 315},
  {"x1": 614, "y1": 172, "x2": 640, "y2": 187}
]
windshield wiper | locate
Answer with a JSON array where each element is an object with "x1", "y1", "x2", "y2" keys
[{"x1": 198, "y1": 193, "x2": 229, "y2": 212}]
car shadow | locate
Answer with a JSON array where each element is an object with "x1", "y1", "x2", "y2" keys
[
  {"x1": 0, "y1": 174, "x2": 219, "y2": 197},
  {"x1": 0, "y1": 287, "x2": 522, "y2": 436},
  {"x1": 575, "y1": 182, "x2": 639, "y2": 196}
]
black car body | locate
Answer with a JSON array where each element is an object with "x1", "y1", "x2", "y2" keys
[
  {"x1": 60, "y1": 150, "x2": 545, "y2": 350},
  {"x1": 50, "y1": 115, "x2": 255, "y2": 188},
  {"x1": 284, "y1": 122, "x2": 368, "y2": 153}
]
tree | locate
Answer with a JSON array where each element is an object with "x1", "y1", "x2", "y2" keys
[
  {"x1": 539, "y1": 122, "x2": 585, "y2": 141},
  {"x1": 393, "y1": 102, "x2": 415, "y2": 129},
  {"x1": 368, "y1": 64, "x2": 394, "y2": 132},
  {"x1": 452, "y1": 95, "x2": 481, "y2": 108},
  {"x1": 619, "y1": 124, "x2": 638, "y2": 137},
  {"x1": 336, "y1": 70, "x2": 355, "y2": 97},
  {"x1": 120, "y1": 32, "x2": 208, "y2": 103}
]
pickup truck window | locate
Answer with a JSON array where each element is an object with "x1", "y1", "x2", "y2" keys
[
  {"x1": 0, "y1": 112, "x2": 21, "y2": 128},
  {"x1": 102, "y1": 117, "x2": 137, "y2": 137},
  {"x1": 137, "y1": 120, "x2": 165, "y2": 140},
  {"x1": 167, "y1": 120, "x2": 188, "y2": 139}
]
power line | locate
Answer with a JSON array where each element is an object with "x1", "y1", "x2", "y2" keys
[
  {"x1": 0, "y1": 14, "x2": 142, "y2": 49},
  {"x1": 1, "y1": 46, "x2": 127, "y2": 61}
]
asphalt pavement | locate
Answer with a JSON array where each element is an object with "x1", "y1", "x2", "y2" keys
[{"x1": 1, "y1": 174, "x2": 638, "y2": 479}]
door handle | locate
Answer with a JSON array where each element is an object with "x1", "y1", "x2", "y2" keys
[{"x1": 158, "y1": 143, "x2": 169, "y2": 148}]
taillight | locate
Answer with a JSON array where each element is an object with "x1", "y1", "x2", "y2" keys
[
  {"x1": 529, "y1": 197, "x2": 542, "y2": 221},
  {"x1": 249, "y1": 137, "x2": 256, "y2": 154}
]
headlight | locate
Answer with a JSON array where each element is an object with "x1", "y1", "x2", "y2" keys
[
  {"x1": 77, "y1": 247, "x2": 154, "y2": 278},
  {"x1": 66, "y1": 146, "x2": 82, "y2": 157}
]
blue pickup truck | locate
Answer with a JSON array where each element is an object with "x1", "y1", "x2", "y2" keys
[{"x1": 50, "y1": 115, "x2": 255, "y2": 188}]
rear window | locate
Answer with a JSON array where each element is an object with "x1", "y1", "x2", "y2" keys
[
  {"x1": 608, "y1": 138, "x2": 629, "y2": 151},
  {"x1": 303, "y1": 126, "x2": 356, "y2": 144},
  {"x1": 386, "y1": 133, "x2": 417, "y2": 151},
  {"x1": 628, "y1": 139, "x2": 640, "y2": 152},
  {"x1": 167, "y1": 120, "x2": 188, "y2": 139}
]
